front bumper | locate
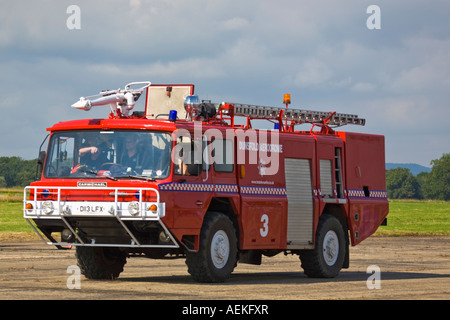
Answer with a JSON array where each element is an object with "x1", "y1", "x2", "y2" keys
[{"x1": 24, "y1": 186, "x2": 179, "y2": 249}]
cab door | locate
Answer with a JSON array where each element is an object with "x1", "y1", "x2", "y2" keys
[
  {"x1": 236, "y1": 130, "x2": 286, "y2": 250},
  {"x1": 169, "y1": 134, "x2": 213, "y2": 230},
  {"x1": 203, "y1": 129, "x2": 241, "y2": 218}
]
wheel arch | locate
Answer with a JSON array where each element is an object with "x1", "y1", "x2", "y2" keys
[
  {"x1": 321, "y1": 204, "x2": 349, "y2": 233},
  {"x1": 320, "y1": 204, "x2": 350, "y2": 268},
  {"x1": 186, "y1": 209, "x2": 239, "y2": 282},
  {"x1": 206, "y1": 197, "x2": 240, "y2": 243},
  {"x1": 178, "y1": 197, "x2": 239, "y2": 253}
]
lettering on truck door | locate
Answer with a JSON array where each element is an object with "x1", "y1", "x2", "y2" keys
[{"x1": 237, "y1": 131, "x2": 286, "y2": 249}]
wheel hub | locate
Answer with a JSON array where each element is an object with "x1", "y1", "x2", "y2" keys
[
  {"x1": 323, "y1": 230, "x2": 339, "y2": 266},
  {"x1": 211, "y1": 230, "x2": 230, "y2": 269}
]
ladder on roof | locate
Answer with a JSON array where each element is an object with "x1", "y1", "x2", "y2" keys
[{"x1": 216, "y1": 102, "x2": 366, "y2": 128}]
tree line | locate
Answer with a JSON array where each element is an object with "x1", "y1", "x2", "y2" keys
[
  {"x1": 386, "y1": 153, "x2": 450, "y2": 201},
  {"x1": 0, "y1": 157, "x2": 38, "y2": 188},
  {"x1": 1, "y1": 153, "x2": 449, "y2": 201}
]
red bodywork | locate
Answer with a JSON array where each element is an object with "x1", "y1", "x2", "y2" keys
[{"x1": 29, "y1": 114, "x2": 388, "y2": 251}]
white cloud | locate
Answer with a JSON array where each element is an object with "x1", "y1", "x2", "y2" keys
[
  {"x1": 221, "y1": 17, "x2": 250, "y2": 31},
  {"x1": 351, "y1": 82, "x2": 376, "y2": 92},
  {"x1": 0, "y1": 0, "x2": 449, "y2": 166},
  {"x1": 293, "y1": 58, "x2": 333, "y2": 87},
  {"x1": 390, "y1": 42, "x2": 450, "y2": 94}
]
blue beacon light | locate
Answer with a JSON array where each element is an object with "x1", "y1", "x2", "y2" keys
[{"x1": 169, "y1": 110, "x2": 177, "y2": 121}]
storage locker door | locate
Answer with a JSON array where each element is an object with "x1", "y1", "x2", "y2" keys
[
  {"x1": 320, "y1": 159, "x2": 333, "y2": 198},
  {"x1": 285, "y1": 158, "x2": 314, "y2": 249}
]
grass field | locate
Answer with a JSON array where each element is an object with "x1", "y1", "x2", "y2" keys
[
  {"x1": 0, "y1": 188, "x2": 449, "y2": 241},
  {"x1": 376, "y1": 200, "x2": 450, "y2": 236}
]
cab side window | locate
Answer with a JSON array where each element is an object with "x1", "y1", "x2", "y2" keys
[
  {"x1": 213, "y1": 139, "x2": 233, "y2": 173},
  {"x1": 174, "y1": 138, "x2": 203, "y2": 176}
]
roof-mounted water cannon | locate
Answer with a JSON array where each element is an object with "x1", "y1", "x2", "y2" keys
[
  {"x1": 183, "y1": 95, "x2": 217, "y2": 121},
  {"x1": 71, "y1": 81, "x2": 151, "y2": 117}
]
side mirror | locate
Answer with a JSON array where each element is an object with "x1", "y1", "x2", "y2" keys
[
  {"x1": 38, "y1": 151, "x2": 46, "y2": 166},
  {"x1": 36, "y1": 151, "x2": 46, "y2": 179}
]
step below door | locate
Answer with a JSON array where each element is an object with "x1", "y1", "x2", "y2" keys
[{"x1": 285, "y1": 158, "x2": 314, "y2": 249}]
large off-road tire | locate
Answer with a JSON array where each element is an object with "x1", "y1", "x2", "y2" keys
[
  {"x1": 299, "y1": 214, "x2": 346, "y2": 278},
  {"x1": 76, "y1": 246, "x2": 127, "y2": 280},
  {"x1": 186, "y1": 212, "x2": 238, "y2": 283}
]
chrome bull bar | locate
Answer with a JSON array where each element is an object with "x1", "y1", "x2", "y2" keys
[{"x1": 23, "y1": 186, "x2": 179, "y2": 249}]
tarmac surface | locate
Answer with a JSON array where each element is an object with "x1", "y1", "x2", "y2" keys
[{"x1": 0, "y1": 237, "x2": 449, "y2": 301}]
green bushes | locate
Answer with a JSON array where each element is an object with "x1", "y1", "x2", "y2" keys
[
  {"x1": 386, "y1": 153, "x2": 450, "y2": 200},
  {"x1": 0, "y1": 157, "x2": 37, "y2": 188}
]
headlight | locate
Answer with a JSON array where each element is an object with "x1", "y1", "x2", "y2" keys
[
  {"x1": 128, "y1": 201, "x2": 140, "y2": 216},
  {"x1": 42, "y1": 201, "x2": 54, "y2": 215}
]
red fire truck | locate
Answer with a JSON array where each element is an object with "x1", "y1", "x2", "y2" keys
[{"x1": 24, "y1": 82, "x2": 388, "y2": 282}]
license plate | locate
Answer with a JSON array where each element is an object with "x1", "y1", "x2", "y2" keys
[{"x1": 76, "y1": 204, "x2": 107, "y2": 214}]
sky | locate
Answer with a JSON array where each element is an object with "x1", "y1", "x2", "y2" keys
[{"x1": 0, "y1": 0, "x2": 449, "y2": 167}]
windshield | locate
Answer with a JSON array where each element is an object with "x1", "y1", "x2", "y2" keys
[{"x1": 44, "y1": 130, "x2": 172, "y2": 179}]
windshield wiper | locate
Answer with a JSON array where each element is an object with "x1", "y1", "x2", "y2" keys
[
  {"x1": 116, "y1": 174, "x2": 156, "y2": 181},
  {"x1": 118, "y1": 175, "x2": 156, "y2": 182},
  {"x1": 102, "y1": 175, "x2": 118, "y2": 181}
]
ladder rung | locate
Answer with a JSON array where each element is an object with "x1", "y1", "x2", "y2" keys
[{"x1": 222, "y1": 102, "x2": 365, "y2": 126}]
